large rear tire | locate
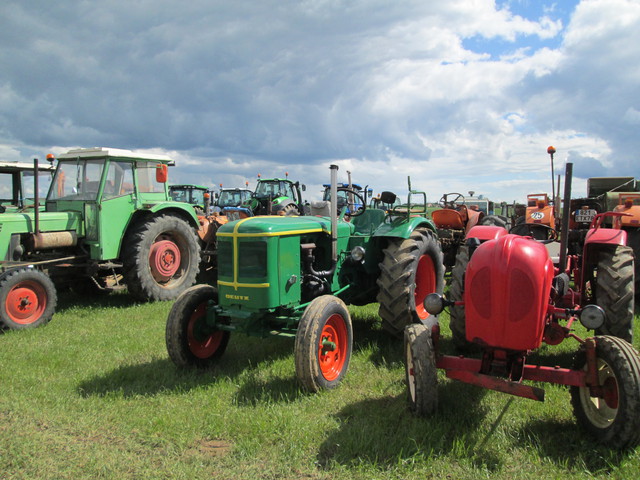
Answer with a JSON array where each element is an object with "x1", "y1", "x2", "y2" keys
[
  {"x1": 0, "y1": 268, "x2": 57, "y2": 330},
  {"x1": 123, "y1": 214, "x2": 200, "y2": 301},
  {"x1": 570, "y1": 336, "x2": 640, "y2": 448},
  {"x1": 294, "y1": 295, "x2": 352, "y2": 392},
  {"x1": 593, "y1": 245, "x2": 634, "y2": 343},
  {"x1": 449, "y1": 245, "x2": 472, "y2": 349},
  {"x1": 166, "y1": 285, "x2": 230, "y2": 368},
  {"x1": 404, "y1": 324, "x2": 438, "y2": 415},
  {"x1": 377, "y1": 229, "x2": 445, "y2": 336}
]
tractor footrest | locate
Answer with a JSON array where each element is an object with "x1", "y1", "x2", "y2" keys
[{"x1": 446, "y1": 369, "x2": 545, "y2": 401}]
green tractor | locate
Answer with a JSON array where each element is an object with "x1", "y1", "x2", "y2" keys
[
  {"x1": 0, "y1": 147, "x2": 202, "y2": 330},
  {"x1": 0, "y1": 159, "x2": 55, "y2": 213},
  {"x1": 169, "y1": 184, "x2": 214, "y2": 215},
  {"x1": 240, "y1": 174, "x2": 306, "y2": 217},
  {"x1": 166, "y1": 165, "x2": 445, "y2": 392}
]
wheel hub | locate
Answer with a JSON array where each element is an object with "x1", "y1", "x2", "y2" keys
[
  {"x1": 6, "y1": 285, "x2": 43, "y2": 324},
  {"x1": 149, "y1": 239, "x2": 181, "y2": 282}
]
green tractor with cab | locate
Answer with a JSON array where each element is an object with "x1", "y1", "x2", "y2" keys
[
  {"x1": 241, "y1": 174, "x2": 306, "y2": 217},
  {"x1": 166, "y1": 165, "x2": 445, "y2": 392},
  {"x1": 0, "y1": 147, "x2": 202, "y2": 330}
]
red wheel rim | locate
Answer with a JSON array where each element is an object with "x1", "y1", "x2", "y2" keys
[
  {"x1": 5, "y1": 281, "x2": 47, "y2": 325},
  {"x1": 414, "y1": 254, "x2": 436, "y2": 319},
  {"x1": 318, "y1": 313, "x2": 348, "y2": 381},
  {"x1": 149, "y1": 239, "x2": 181, "y2": 282},
  {"x1": 187, "y1": 303, "x2": 224, "y2": 359}
]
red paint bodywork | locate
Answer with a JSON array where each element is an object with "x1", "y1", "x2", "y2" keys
[{"x1": 464, "y1": 234, "x2": 554, "y2": 351}]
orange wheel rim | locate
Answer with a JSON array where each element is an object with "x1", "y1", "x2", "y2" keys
[
  {"x1": 318, "y1": 313, "x2": 348, "y2": 381},
  {"x1": 414, "y1": 254, "x2": 436, "y2": 319}
]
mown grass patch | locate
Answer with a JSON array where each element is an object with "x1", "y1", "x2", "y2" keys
[{"x1": 1, "y1": 292, "x2": 639, "y2": 479}]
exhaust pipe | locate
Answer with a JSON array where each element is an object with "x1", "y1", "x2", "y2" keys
[
  {"x1": 558, "y1": 162, "x2": 573, "y2": 273},
  {"x1": 330, "y1": 164, "x2": 338, "y2": 263}
]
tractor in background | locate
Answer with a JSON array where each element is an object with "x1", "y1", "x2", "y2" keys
[
  {"x1": 215, "y1": 184, "x2": 252, "y2": 211},
  {"x1": 166, "y1": 166, "x2": 445, "y2": 392},
  {"x1": 169, "y1": 184, "x2": 214, "y2": 215},
  {"x1": 431, "y1": 192, "x2": 484, "y2": 270},
  {"x1": 0, "y1": 159, "x2": 55, "y2": 213},
  {"x1": 0, "y1": 147, "x2": 205, "y2": 330},
  {"x1": 405, "y1": 162, "x2": 640, "y2": 449},
  {"x1": 227, "y1": 173, "x2": 305, "y2": 219}
]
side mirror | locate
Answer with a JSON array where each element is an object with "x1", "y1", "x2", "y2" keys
[
  {"x1": 301, "y1": 184, "x2": 306, "y2": 192},
  {"x1": 155, "y1": 164, "x2": 168, "y2": 183}
]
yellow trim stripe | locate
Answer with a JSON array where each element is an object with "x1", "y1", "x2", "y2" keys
[{"x1": 218, "y1": 281, "x2": 270, "y2": 289}]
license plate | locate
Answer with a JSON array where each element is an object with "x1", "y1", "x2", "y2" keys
[{"x1": 575, "y1": 209, "x2": 596, "y2": 223}]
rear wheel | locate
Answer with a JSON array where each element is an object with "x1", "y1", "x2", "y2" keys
[
  {"x1": 570, "y1": 336, "x2": 640, "y2": 448},
  {"x1": 0, "y1": 268, "x2": 57, "y2": 330},
  {"x1": 480, "y1": 214, "x2": 510, "y2": 230},
  {"x1": 449, "y1": 245, "x2": 472, "y2": 349},
  {"x1": 404, "y1": 324, "x2": 438, "y2": 415},
  {"x1": 377, "y1": 229, "x2": 445, "y2": 336},
  {"x1": 593, "y1": 245, "x2": 634, "y2": 343},
  {"x1": 166, "y1": 285, "x2": 230, "y2": 368},
  {"x1": 123, "y1": 214, "x2": 200, "y2": 301},
  {"x1": 294, "y1": 295, "x2": 352, "y2": 392}
]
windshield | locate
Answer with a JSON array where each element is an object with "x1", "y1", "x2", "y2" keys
[
  {"x1": 48, "y1": 159, "x2": 105, "y2": 201},
  {"x1": 255, "y1": 180, "x2": 294, "y2": 200},
  {"x1": 218, "y1": 190, "x2": 250, "y2": 207}
]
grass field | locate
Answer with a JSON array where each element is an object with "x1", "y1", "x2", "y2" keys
[{"x1": 1, "y1": 291, "x2": 639, "y2": 480}]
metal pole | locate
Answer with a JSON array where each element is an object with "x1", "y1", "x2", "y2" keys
[
  {"x1": 558, "y1": 162, "x2": 573, "y2": 274},
  {"x1": 330, "y1": 165, "x2": 338, "y2": 262}
]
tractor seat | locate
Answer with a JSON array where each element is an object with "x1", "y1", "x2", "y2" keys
[
  {"x1": 351, "y1": 208, "x2": 386, "y2": 235},
  {"x1": 431, "y1": 209, "x2": 466, "y2": 229},
  {"x1": 310, "y1": 201, "x2": 331, "y2": 216}
]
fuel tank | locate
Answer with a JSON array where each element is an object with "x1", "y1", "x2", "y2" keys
[{"x1": 464, "y1": 234, "x2": 554, "y2": 351}]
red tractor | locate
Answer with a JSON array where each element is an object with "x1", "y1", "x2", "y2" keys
[{"x1": 405, "y1": 163, "x2": 640, "y2": 448}]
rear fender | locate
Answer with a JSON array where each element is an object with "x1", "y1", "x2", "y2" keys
[
  {"x1": 372, "y1": 216, "x2": 437, "y2": 239},
  {"x1": 466, "y1": 225, "x2": 508, "y2": 242},
  {"x1": 585, "y1": 226, "x2": 627, "y2": 247}
]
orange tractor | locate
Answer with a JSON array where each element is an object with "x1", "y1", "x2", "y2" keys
[{"x1": 431, "y1": 193, "x2": 485, "y2": 269}]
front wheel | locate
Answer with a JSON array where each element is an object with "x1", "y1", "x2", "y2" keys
[
  {"x1": 166, "y1": 285, "x2": 230, "y2": 368},
  {"x1": 294, "y1": 295, "x2": 352, "y2": 392},
  {"x1": 404, "y1": 324, "x2": 438, "y2": 415},
  {"x1": 570, "y1": 336, "x2": 640, "y2": 448},
  {"x1": 377, "y1": 228, "x2": 445, "y2": 336},
  {"x1": 449, "y1": 245, "x2": 473, "y2": 349},
  {"x1": 0, "y1": 268, "x2": 57, "y2": 330}
]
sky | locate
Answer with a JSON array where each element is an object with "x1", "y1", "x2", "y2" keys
[{"x1": 1, "y1": 0, "x2": 639, "y2": 203}]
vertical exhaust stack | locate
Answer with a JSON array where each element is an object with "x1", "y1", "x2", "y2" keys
[
  {"x1": 558, "y1": 162, "x2": 573, "y2": 274},
  {"x1": 33, "y1": 158, "x2": 40, "y2": 235},
  {"x1": 330, "y1": 164, "x2": 338, "y2": 263}
]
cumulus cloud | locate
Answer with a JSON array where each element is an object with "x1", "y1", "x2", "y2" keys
[{"x1": 0, "y1": 0, "x2": 638, "y2": 202}]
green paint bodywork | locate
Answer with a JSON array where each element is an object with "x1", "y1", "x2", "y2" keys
[
  {"x1": 209, "y1": 181, "x2": 437, "y2": 337},
  {"x1": 0, "y1": 148, "x2": 198, "y2": 267}
]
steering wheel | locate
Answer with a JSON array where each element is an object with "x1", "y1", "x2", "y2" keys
[
  {"x1": 438, "y1": 192, "x2": 464, "y2": 209},
  {"x1": 509, "y1": 223, "x2": 559, "y2": 243},
  {"x1": 337, "y1": 187, "x2": 366, "y2": 217}
]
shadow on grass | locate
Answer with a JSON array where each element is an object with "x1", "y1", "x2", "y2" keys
[
  {"x1": 317, "y1": 380, "x2": 500, "y2": 471},
  {"x1": 78, "y1": 335, "x2": 296, "y2": 399},
  {"x1": 516, "y1": 418, "x2": 632, "y2": 474},
  {"x1": 56, "y1": 290, "x2": 142, "y2": 311}
]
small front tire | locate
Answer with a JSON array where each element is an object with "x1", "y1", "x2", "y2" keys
[
  {"x1": 404, "y1": 324, "x2": 438, "y2": 415},
  {"x1": 570, "y1": 336, "x2": 640, "y2": 448},
  {"x1": 294, "y1": 295, "x2": 352, "y2": 392},
  {"x1": 0, "y1": 268, "x2": 57, "y2": 330},
  {"x1": 166, "y1": 285, "x2": 230, "y2": 368}
]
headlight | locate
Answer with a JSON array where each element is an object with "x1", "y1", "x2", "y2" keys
[
  {"x1": 424, "y1": 293, "x2": 445, "y2": 315},
  {"x1": 579, "y1": 304, "x2": 606, "y2": 330},
  {"x1": 350, "y1": 246, "x2": 365, "y2": 262}
]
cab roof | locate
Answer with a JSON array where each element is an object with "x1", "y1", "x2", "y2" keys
[{"x1": 57, "y1": 147, "x2": 173, "y2": 163}]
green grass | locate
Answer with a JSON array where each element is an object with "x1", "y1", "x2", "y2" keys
[{"x1": 1, "y1": 292, "x2": 639, "y2": 479}]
